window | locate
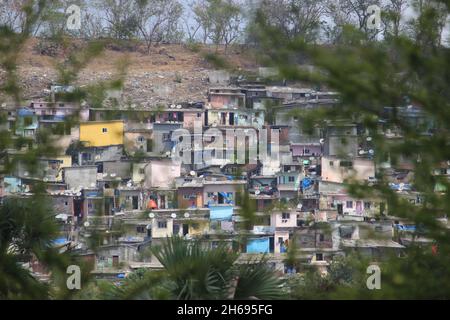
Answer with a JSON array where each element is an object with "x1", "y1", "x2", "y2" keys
[
  {"x1": 157, "y1": 221, "x2": 167, "y2": 229},
  {"x1": 207, "y1": 192, "x2": 215, "y2": 198},
  {"x1": 162, "y1": 133, "x2": 171, "y2": 141},
  {"x1": 364, "y1": 202, "x2": 371, "y2": 209},
  {"x1": 340, "y1": 160, "x2": 353, "y2": 168},
  {"x1": 346, "y1": 201, "x2": 353, "y2": 208},
  {"x1": 319, "y1": 234, "x2": 325, "y2": 242},
  {"x1": 102, "y1": 128, "x2": 108, "y2": 133},
  {"x1": 329, "y1": 161, "x2": 334, "y2": 166},
  {"x1": 139, "y1": 168, "x2": 145, "y2": 174},
  {"x1": 197, "y1": 113, "x2": 202, "y2": 118},
  {"x1": 304, "y1": 149, "x2": 310, "y2": 154},
  {"x1": 288, "y1": 176, "x2": 295, "y2": 182},
  {"x1": 316, "y1": 253, "x2": 323, "y2": 261},
  {"x1": 183, "y1": 194, "x2": 191, "y2": 199},
  {"x1": 136, "y1": 226, "x2": 146, "y2": 233},
  {"x1": 137, "y1": 136, "x2": 145, "y2": 142},
  {"x1": 282, "y1": 212, "x2": 290, "y2": 220}
]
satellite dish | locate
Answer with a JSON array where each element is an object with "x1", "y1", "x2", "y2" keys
[
  {"x1": 255, "y1": 190, "x2": 260, "y2": 195},
  {"x1": 171, "y1": 213, "x2": 177, "y2": 219},
  {"x1": 90, "y1": 183, "x2": 95, "y2": 187},
  {"x1": 368, "y1": 149, "x2": 374, "y2": 155},
  {"x1": 319, "y1": 139, "x2": 324, "y2": 144},
  {"x1": 84, "y1": 221, "x2": 90, "y2": 227},
  {"x1": 146, "y1": 224, "x2": 151, "y2": 230},
  {"x1": 190, "y1": 171, "x2": 196, "y2": 176},
  {"x1": 149, "y1": 213, "x2": 155, "y2": 218},
  {"x1": 176, "y1": 105, "x2": 182, "y2": 109},
  {"x1": 110, "y1": 173, "x2": 116, "y2": 177},
  {"x1": 366, "y1": 136, "x2": 372, "y2": 141},
  {"x1": 184, "y1": 212, "x2": 190, "y2": 218},
  {"x1": 170, "y1": 104, "x2": 175, "y2": 108},
  {"x1": 359, "y1": 150, "x2": 366, "y2": 155}
]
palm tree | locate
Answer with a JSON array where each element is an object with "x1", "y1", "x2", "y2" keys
[
  {"x1": 0, "y1": 192, "x2": 72, "y2": 299},
  {"x1": 101, "y1": 236, "x2": 285, "y2": 300}
]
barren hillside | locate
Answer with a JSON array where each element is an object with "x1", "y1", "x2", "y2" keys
[{"x1": 0, "y1": 38, "x2": 258, "y2": 106}]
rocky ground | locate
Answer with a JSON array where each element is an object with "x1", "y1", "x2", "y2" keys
[{"x1": 0, "y1": 38, "x2": 257, "y2": 107}]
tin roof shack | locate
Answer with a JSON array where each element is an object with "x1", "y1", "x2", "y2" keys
[
  {"x1": 0, "y1": 107, "x2": 15, "y2": 132},
  {"x1": 293, "y1": 222, "x2": 338, "y2": 269},
  {"x1": 92, "y1": 244, "x2": 143, "y2": 271},
  {"x1": 74, "y1": 145, "x2": 124, "y2": 166},
  {"x1": 15, "y1": 108, "x2": 38, "y2": 138},
  {"x1": 205, "y1": 108, "x2": 264, "y2": 128},
  {"x1": 338, "y1": 221, "x2": 404, "y2": 261},
  {"x1": 208, "y1": 87, "x2": 246, "y2": 109},
  {"x1": 15, "y1": 156, "x2": 72, "y2": 183},
  {"x1": 116, "y1": 188, "x2": 142, "y2": 212},
  {"x1": 140, "y1": 158, "x2": 181, "y2": 189},
  {"x1": 321, "y1": 156, "x2": 375, "y2": 184},
  {"x1": 324, "y1": 122, "x2": 358, "y2": 157},
  {"x1": 63, "y1": 166, "x2": 98, "y2": 190},
  {"x1": 101, "y1": 160, "x2": 132, "y2": 182},
  {"x1": 203, "y1": 178, "x2": 246, "y2": 207},
  {"x1": 319, "y1": 181, "x2": 385, "y2": 220},
  {"x1": 291, "y1": 142, "x2": 323, "y2": 159},
  {"x1": 124, "y1": 129, "x2": 153, "y2": 157},
  {"x1": 152, "y1": 122, "x2": 182, "y2": 155},
  {"x1": 249, "y1": 175, "x2": 279, "y2": 211},
  {"x1": 31, "y1": 100, "x2": 89, "y2": 130},
  {"x1": 178, "y1": 185, "x2": 204, "y2": 209},
  {"x1": 274, "y1": 102, "x2": 325, "y2": 144},
  {"x1": 143, "y1": 187, "x2": 177, "y2": 210},
  {"x1": 341, "y1": 239, "x2": 404, "y2": 261},
  {"x1": 277, "y1": 159, "x2": 302, "y2": 200}
]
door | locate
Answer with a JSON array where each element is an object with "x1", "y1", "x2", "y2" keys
[
  {"x1": 337, "y1": 204, "x2": 343, "y2": 214},
  {"x1": 356, "y1": 201, "x2": 362, "y2": 214},
  {"x1": 132, "y1": 196, "x2": 139, "y2": 210},
  {"x1": 182, "y1": 224, "x2": 189, "y2": 236},
  {"x1": 229, "y1": 112, "x2": 234, "y2": 125},
  {"x1": 112, "y1": 255, "x2": 119, "y2": 268}
]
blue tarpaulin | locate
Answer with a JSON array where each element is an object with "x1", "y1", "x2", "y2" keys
[
  {"x1": 52, "y1": 237, "x2": 69, "y2": 246},
  {"x1": 209, "y1": 205, "x2": 233, "y2": 221},
  {"x1": 246, "y1": 237, "x2": 270, "y2": 253},
  {"x1": 302, "y1": 178, "x2": 313, "y2": 189}
]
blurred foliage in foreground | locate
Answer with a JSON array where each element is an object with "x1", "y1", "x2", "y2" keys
[
  {"x1": 249, "y1": 0, "x2": 450, "y2": 299},
  {"x1": 0, "y1": 0, "x2": 449, "y2": 300}
]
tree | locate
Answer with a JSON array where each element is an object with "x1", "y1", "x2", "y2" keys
[
  {"x1": 99, "y1": 0, "x2": 141, "y2": 41},
  {"x1": 253, "y1": 0, "x2": 325, "y2": 44},
  {"x1": 0, "y1": 193, "x2": 74, "y2": 299},
  {"x1": 251, "y1": 0, "x2": 450, "y2": 298},
  {"x1": 100, "y1": 236, "x2": 285, "y2": 300},
  {"x1": 135, "y1": 0, "x2": 184, "y2": 53},
  {"x1": 322, "y1": 0, "x2": 383, "y2": 43},
  {"x1": 193, "y1": 0, "x2": 243, "y2": 51},
  {"x1": 382, "y1": 0, "x2": 409, "y2": 39}
]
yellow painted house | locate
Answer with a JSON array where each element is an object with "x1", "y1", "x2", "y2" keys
[{"x1": 79, "y1": 120, "x2": 124, "y2": 147}]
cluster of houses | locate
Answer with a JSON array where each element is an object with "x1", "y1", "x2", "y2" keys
[{"x1": 0, "y1": 78, "x2": 447, "y2": 278}]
